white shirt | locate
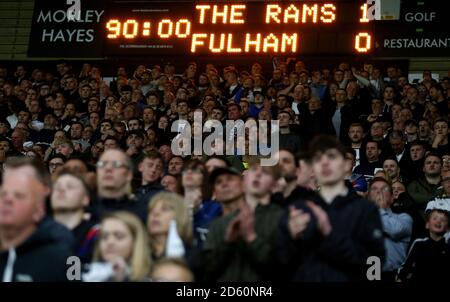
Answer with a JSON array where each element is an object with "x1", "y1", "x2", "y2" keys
[{"x1": 396, "y1": 149, "x2": 405, "y2": 162}]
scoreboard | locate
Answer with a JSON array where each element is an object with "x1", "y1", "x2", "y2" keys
[
  {"x1": 27, "y1": 0, "x2": 450, "y2": 58},
  {"x1": 103, "y1": 1, "x2": 374, "y2": 56}
]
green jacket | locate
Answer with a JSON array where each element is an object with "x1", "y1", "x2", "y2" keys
[
  {"x1": 406, "y1": 178, "x2": 440, "y2": 217},
  {"x1": 202, "y1": 203, "x2": 282, "y2": 282}
]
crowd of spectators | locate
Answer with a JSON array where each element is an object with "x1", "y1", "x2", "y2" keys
[{"x1": 0, "y1": 59, "x2": 449, "y2": 282}]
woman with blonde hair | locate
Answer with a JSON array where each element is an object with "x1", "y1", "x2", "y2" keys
[
  {"x1": 91, "y1": 211, "x2": 151, "y2": 281},
  {"x1": 147, "y1": 192, "x2": 193, "y2": 261}
]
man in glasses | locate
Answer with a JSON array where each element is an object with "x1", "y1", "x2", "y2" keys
[
  {"x1": 94, "y1": 148, "x2": 146, "y2": 222},
  {"x1": 368, "y1": 177, "x2": 412, "y2": 282}
]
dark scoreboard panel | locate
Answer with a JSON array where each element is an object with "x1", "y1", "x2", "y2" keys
[
  {"x1": 373, "y1": 0, "x2": 450, "y2": 57},
  {"x1": 103, "y1": 0, "x2": 374, "y2": 56},
  {"x1": 27, "y1": 0, "x2": 450, "y2": 58}
]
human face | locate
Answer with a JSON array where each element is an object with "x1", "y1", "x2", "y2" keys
[
  {"x1": 128, "y1": 120, "x2": 140, "y2": 131},
  {"x1": 161, "y1": 175, "x2": 178, "y2": 193},
  {"x1": 277, "y1": 150, "x2": 297, "y2": 181},
  {"x1": 139, "y1": 158, "x2": 164, "y2": 184},
  {"x1": 70, "y1": 124, "x2": 83, "y2": 139},
  {"x1": 334, "y1": 70, "x2": 344, "y2": 82},
  {"x1": 278, "y1": 112, "x2": 290, "y2": 128},
  {"x1": 65, "y1": 104, "x2": 76, "y2": 117},
  {"x1": 211, "y1": 108, "x2": 223, "y2": 120},
  {"x1": 296, "y1": 159, "x2": 315, "y2": 187},
  {"x1": 276, "y1": 96, "x2": 288, "y2": 109},
  {"x1": 383, "y1": 159, "x2": 400, "y2": 180},
  {"x1": 51, "y1": 174, "x2": 88, "y2": 212},
  {"x1": 348, "y1": 126, "x2": 363, "y2": 143},
  {"x1": 143, "y1": 108, "x2": 154, "y2": 124},
  {"x1": 182, "y1": 166, "x2": 203, "y2": 189},
  {"x1": 0, "y1": 140, "x2": 9, "y2": 153},
  {"x1": 0, "y1": 172, "x2": 45, "y2": 228},
  {"x1": 442, "y1": 155, "x2": 450, "y2": 173},
  {"x1": 368, "y1": 181, "x2": 392, "y2": 209},
  {"x1": 104, "y1": 139, "x2": 118, "y2": 150},
  {"x1": 168, "y1": 157, "x2": 184, "y2": 176},
  {"x1": 227, "y1": 105, "x2": 240, "y2": 120},
  {"x1": 29, "y1": 100, "x2": 40, "y2": 114},
  {"x1": 366, "y1": 142, "x2": 380, "y2": 162},
  {"x1": 97, "y1": 150, "x2": 132, "y2": 193},
  {"x1": 392, "y1": 182, "x2": 406, "y2": 199},
  {"x1": 371, "y1": 99, "x2": 382, "y2": 114},
  {"x1": 441, "y1": 170, "x2": 450, "y2": 194},
  {"x1": 370, "y1": 123, "x2": 383, "y2": 139},
  {"x1": 423, "y1": 156, "x2": 441, "y2": 177},
  {"x1": 88, "y1": 100, "x2": 99, "y2": 113},
  {"x1": 244, "y1": 165, "x2": 275, "y2": 197},
  {"x1": 434, "y1": 121, "x2": 449, "y2": 136},
  {"x1": 43, "y1": 114, "x2": 56, "y2": 128},
  {"x1": 56, "y1": 143, "x2": 72, "y2": 157},
  {"x1": 127, "y1": 134, "x2": 144, "y2": 149},
  {"x1": 55, "y1": 133, "x2": 68, "y2": 144},
  {"x1": 158, "y1": 117, "x2": 169, "y2": 130},
  {"x1": 147, "y1": 201, "x2": 176, "y2": 236},
  {"x1": 83, "y1": 126, "x2": 93, "y2": 140},
  {"x1": 11, "y1": 131, "x2": 25, "y2": 149},
  {"x1": 312, "y1": 149, "x2": 350, "y2": 187},
  {"x1": 177, "y1": 102, "x2": 189, "y2": 116},
  {"x1": 159, "y1": 145, "x2": 173, "y2": 163},
  {"x1": 406, "y1": 87, "x2": 418, "y2": 102},
  {"x1": 99, "y1": 218, "x2": 133, "y2": 262},
  {"x1": 49, "y1": 158, "x2": 64, "y2": 174},
  {"x1": 419, "y1": 120, "x2": 431, "y2": 138},
  {"x1": 80, "y1": 86, "x2": 92, "y2": 99},
  {"x1": 214, "y1": 174, "x2": 243, "y2": 204},
  {"x1": 426, "y1": 211, "x2": 449, "y2": 236},
  {"x1": 390, "y1": 138, "x2": 405, "y2": 155},
  {"x1": 383, "y1": 87, "x2": 395, "y2": 101},
  {"x1": 410, "y1": 145, "x2": 425, "y2": 161},
  {"x1": 100, "y1": 122, "x2": 112, "y2": 134},
  {"x1": 91, "y1": 142, "x2": 104, "y2": 158},
  {"x1": 335, "y1": 90, "x2": 347, "y2": 104},
  {"x1": 308, "y1": 98, "x2": 321, "y2": 112},
  {"x1": 18, "y1": 111, "x2": 30, "y2": 124}
]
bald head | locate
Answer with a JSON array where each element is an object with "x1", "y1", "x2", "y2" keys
[{"x1": 0, "y1": 170, "x2": 47, "y2": 229}]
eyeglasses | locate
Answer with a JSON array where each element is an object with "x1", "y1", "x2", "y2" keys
[
  {"x1": 369, "y1": 187, "x2": 391, "y2": 194},
  {"x1": 49, "y1": 162, "x2": 64, "y2": 168},
  {"x1": 96, "y1": 160, "x2": 129, "y2": 169}
]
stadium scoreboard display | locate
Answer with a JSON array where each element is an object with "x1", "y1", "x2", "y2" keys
[
  {"x1": 27, "y1": 0, "x2": 450, "y2": 58},
  {"x1": 103, "y1": 1, "x2": 374, "y2": 56}
]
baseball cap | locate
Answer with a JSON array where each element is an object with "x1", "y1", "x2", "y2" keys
[{"x1": 209, "y1": 166, "x2": 241, "y2": 185}]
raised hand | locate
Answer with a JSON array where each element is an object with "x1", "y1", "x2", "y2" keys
[
  {"x1": 288, "y1": 205, "x2": 311, "y2": 240},
  {"x1": 225, "y1": 215, "x2": 241, "y2": 243},
  {"x1": 238, "y1": 202, "x2": 257, "y2": 243},
  {"x1": 307, "y1": 201, "x2": 332, "y2": 236}
]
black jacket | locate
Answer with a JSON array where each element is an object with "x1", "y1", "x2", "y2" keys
[
  {"x1": 0, "y1": 222, "x2": 73, "y2": 282},
  {"x1": 397, "y1": 237, "x2": 450, "y2": 282},
  {"x1": 271, "y1": 186, "x2": 317, "y2": 208},
  {"x1": 135, "y1": 183, "x2": 165, "y2": 207},
  {"x1": 93, "y1": 194, "x2": 148, "y2": 223},
  {"x1": 277, "y1": 189, "x2": 385, "y2": 281}
]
